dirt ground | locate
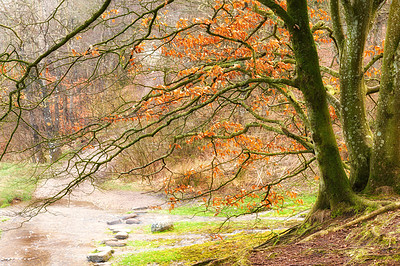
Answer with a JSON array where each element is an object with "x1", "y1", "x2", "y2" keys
[{"x1": 249, "y1": 209, "x2": 400, "y2": 266}]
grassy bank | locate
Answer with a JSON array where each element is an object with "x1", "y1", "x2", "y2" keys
[
  {"x1": 0, "y1": 162, "x2": 37, "y2": 208},
  {"x1": 113, "y1": 229, "x2": 277, "y2": 265}
]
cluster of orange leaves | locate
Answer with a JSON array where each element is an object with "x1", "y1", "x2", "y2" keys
[
  {"x1": 71, "y1": 47, "x2": 100, "y2": 57},
  {"x1": 162, "y1": 0, "x2": 294, "y2": 78},
  {"x1": 364, "y1": 41, "x2": 384, "y2": 78},
  {"x1": 364, "y1": 41, "x2": 385, "y2": 58},
  {"x1": 102, "y1": 8, "x2": 119, "y2": 19}
]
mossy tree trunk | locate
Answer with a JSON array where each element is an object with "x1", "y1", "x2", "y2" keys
[
  {"x1": 369, "y1": 0, "x2": 400, "y2": 194},
  {"x1": 336, "y1": 0, "x2": 376, "y2": 192},
  {"x1": 260, "y1": 0, "x2": 361, "y2": 212}
]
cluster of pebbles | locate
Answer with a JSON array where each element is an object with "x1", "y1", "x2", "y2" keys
[{"x1": 87, "y1": 212, "x2": 174, "y2": 264}]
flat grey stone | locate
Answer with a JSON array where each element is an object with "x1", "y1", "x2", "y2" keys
[
  {"x1": 102, "y1": 239, "x2": 127, "y2": 247},
  {"x1": 125, "y1": 218, "x2": 140, "y2": 224},
  {"x1": 115, "y1": 231, "x2": 129, "y2": 240},
  {"x1": 106, "y1": 219, "x2": 122, "y2": 225},
  {"x1": 121, "y1": 213, "x2": 138, "y2": 220},
  {"x1": 87, "y1": 246, "x2": 114, "y2": 263}
]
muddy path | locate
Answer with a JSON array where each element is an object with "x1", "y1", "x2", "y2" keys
[{"x1": 0, "y1": 180, "x2": 166, "y2": 266}]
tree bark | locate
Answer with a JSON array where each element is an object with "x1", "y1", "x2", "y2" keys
[
  {"x1": 338, "y1": 0, "x2": 374, "y2": 192},
  {"x1": 369, "y1": 0, "x2": 400, "y2": 194},
  {"x1": 260, "y1": 0, "x2": 360, "y2": 211}
]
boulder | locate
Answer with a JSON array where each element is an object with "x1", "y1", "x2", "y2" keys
[
  {"x1": 125, "y1": 218, "x2": 140, "y2": 224},
  {"x1": 115, "y1": 231, "x2": 129, "y2": 240},
  {"x1": 151, "y1": 221, "x2": 174, "y2": 233},
  {"x1": 87, "y1": 246, "x2": 114, "y2": 263}
]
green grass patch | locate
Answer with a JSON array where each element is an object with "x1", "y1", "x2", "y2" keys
[
  {"x1": 113, "y1": 231, "x2": 277, "y2": 265},
  {"x1": 130, "y1": 219, "x2": 286, "y2": 236},
  {"x1": 127, "y1": 238, "x2": 181, "y2": 250},
  {"x1": 115, "y1": 248, "x2": 182, "y2": 265},
  {"x1": 130, "y1": 221, "x2": 227, "y2": 235},
  {"x1": 0, "y1": 162, "x2": 38, "y2": 207},
  {"x1": 260, "y1": 193, "x2": 316, "y2": 218},
  {"x1": 154, "y1": 193, "x2": 316, "y2": 218}
]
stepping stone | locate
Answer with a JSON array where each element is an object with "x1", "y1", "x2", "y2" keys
[
  {"x1": 87, "y1": 246, "x2": 114, "y2": 263},
  {"x1": 106, "y1": 219, "x2": 122, "y2": 225},
  {"x1": 102, "y1": 239, "x2": 127, "y2": 247},
  {"x1": 125, "y1": 218, "x2": 140, "y2": 224},
  {"x1": 115, "y1": 231, "x2": 129, "y2": 240},
  {"x1": 121, "y1": 213, "x2": 138, "y2": 220}
]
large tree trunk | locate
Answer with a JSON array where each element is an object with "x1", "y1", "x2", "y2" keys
[
  {"x1": 339, "y1": 0, "x2": 374, "y2": 192},
  {"x1": 284, "y1": 0, "x2": 359, "y2": 211},
  {"x1": 369, "y1": 0, "x2": 400, "y2": 194}
]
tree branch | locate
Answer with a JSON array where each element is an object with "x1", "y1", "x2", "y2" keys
[
  {"x1": 330, "y1": 0, "x2": 345, "y2": 53},
  {"x1": 366, "y1": 85, "x2": 380, "y2": 95},
  {"x1": 258, "y1": 0, "x2": 295, "y2": 27},
  {"x1": 363, "y1": 53, "x2": 383, "y2": 74}
]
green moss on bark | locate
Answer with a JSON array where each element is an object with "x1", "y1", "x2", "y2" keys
[
  {"x1": 369, "y1": 0, "x2": 400, "y2": 195},
  {"x1": 286, "y1": 0, "x2": 360, "y2": 212}
]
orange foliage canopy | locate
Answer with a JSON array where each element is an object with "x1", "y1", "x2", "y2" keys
[{"x1": 114, "y1": 0, "x2": 335, "y2": 213}]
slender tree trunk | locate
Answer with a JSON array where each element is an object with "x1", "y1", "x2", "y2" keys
[
  {"x1": 38, "y1": 78, "x2": 62, "y2": 162},
  {"x1": 50, "y1": 91, "x2": 62, "y2": 162},
  {"x1": 339, "y1": 0, "x2": 374, "y2": 192},
  {"x1": 28, "y1": 109, "x2": 46, "y2": 164},
  {"x1": 266, "y1": 0, "x2": 360, "y2": 211},
  {"x1": 369, "y1": 0, "x2": 400, "y2": 194}
]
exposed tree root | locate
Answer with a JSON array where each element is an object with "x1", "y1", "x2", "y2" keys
[
  {"x1": 254, "y1": 201, "x2": 400, "y2": 250},
  {"x1": 300, "y1": 201, "x2": 400, "y2": 243},
  {"x1": 254, "y1": 224, "x2": 303, "y2": 249}
]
